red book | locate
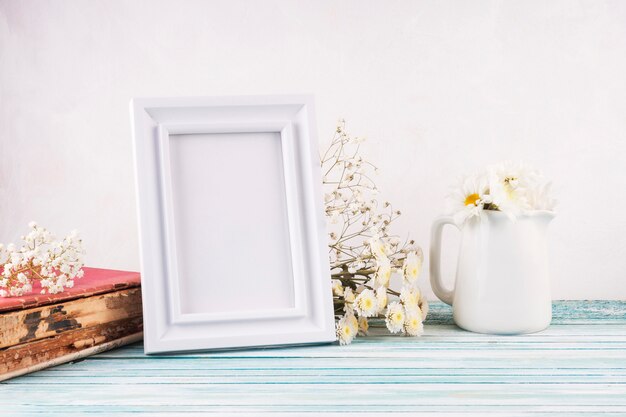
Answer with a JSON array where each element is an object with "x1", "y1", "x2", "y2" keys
[
  {"x1": 0, "y1": 267, "x2": 143, "y2": 381},
  {"x1": 0, "y1": 267, "x2": 141, "y2": 313}
]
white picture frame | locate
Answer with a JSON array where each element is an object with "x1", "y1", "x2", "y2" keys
[{"x1": 130, "y1": 95, "x2": 335, "y2": 354}]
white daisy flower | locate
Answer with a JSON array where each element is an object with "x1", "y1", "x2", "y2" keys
[
  {"x1": 487, "y1": 161, "x2": 540, "y2": 218},
  {"x1": 400, "y1": 285, "x2": 421, "y2": 313},
  {"x1": 368, "y1": 237, "x2": 387, "y2": 260},
  {"x1": 419, "y1": 294, "x2": 429, "y2": 319},
  {"x1": 343, "y1": 287, "x2": 356, "y2": 313},
  {"x1": 445, "y1": 161, "x2": 556, "y2": 225},
  {"x1": 385, "y1": 302, "x2": 406, "y2": 334},
  {"x1": 376, "y1": 287, "x2": 388, "y2": 310},
  {"x1": 526, "y1": 182, "x2": 557, "y2": 212},
  {"x1": 331, "y1": 279, "x2": 344, "y2": 296},
  {"x1": 346, "y1": 313, "x2": 358, "y2": 332},
  {"x1": 375, "y1": 257, "x2": 392, "y2": 287},
  {"x1": 404, "y1": 308, "x2": 424, "y2": 336},
  {"x1": 446, "y1": 174, "x2": 490, "y2": 226},
  {"x1": 489, "y1": 160, "x2": 541, "y2": 190},
  {"x1": 354, "y1": 289, "x2": 379, "y2": 317},
  {"x1": 358, "y1": 316, "x2": 369, "y2": 335},
  {"x1": 343, "y1": 287, "x2": 355, "y2": 303},
  {"x1": 402, "y1": 251, "x2": 422, "y2": 284},
  {"x1": 336, "y1": 314, "x2": 357, "y2": 345}
]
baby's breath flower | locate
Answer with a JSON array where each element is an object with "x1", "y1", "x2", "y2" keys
[
  {"x1": 0, "y1": 223, "x2": 85, "y2": 297},
  {"x1": 323, "y1": 121, "x2": 426, "y2": 344}
]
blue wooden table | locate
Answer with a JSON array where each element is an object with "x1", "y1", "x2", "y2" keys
[{"x1": 2, "y1": 301, "x2": 625, "y2": 416}]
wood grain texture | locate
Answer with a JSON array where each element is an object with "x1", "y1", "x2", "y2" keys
[
  {"x1": 1, "y1": 301, "x2": 625, "y2": 416},
  {"x1": 0, "y1": 333, "x2": 143, "y2": 382},
  {"x1": 0, "y1": 317, "x2": 143, "y2": 380},
  {"x1": 0, "y1": 287, "x2": 143, "y2": 348}
]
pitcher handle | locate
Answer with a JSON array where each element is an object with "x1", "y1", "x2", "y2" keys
[{"x1": 430, "y1": 216, "x2": 459, "y2": 305}]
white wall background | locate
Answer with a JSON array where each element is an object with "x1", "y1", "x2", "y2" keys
[{"x1": 1, "y1": 0, "x2": 625, "y2": 300}]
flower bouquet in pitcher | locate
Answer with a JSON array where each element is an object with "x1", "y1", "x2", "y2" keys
[{"x1": 431, "y1": 162, "x2": 557, "y2": 334}]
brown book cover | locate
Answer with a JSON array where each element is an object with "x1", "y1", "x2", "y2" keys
[
  {"x1": 0, "y1": 267, "x2": 144, "y2": 380},
  {"x1": 0, "y1": 321, "x2": 143, "y2": 381},
  {"x1": 0, "y1": 286, "x2": 143, "y2": 348}
]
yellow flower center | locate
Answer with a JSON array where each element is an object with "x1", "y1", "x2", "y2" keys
[
  {"x1": 464, "y1": 193, "x2": 480, "y2": 206},
  {"x1": 363, "y1": 299, "x2": 373, "y2": 309},
  {"x1": 394, "y1": 312, "x2": 403, "y2": 322}
]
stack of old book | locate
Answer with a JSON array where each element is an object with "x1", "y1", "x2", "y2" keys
[{"x1": 0, "y1": 267, "x2": 143, "y2": 381}]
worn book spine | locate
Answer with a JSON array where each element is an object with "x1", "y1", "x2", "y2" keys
[
  {"x1": 0, "y1": 287, "x2": 144, "y2": 381},
  {"x1": 0, "y1": 317, "x2": 143, "y2": 381},
  {"x1": 0, "y1": 287, "x2": 143, "y2": 349}
]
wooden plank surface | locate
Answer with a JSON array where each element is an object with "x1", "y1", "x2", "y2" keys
[{"x1": 1, "y1": 301, "x2": 625, "y2": 416}]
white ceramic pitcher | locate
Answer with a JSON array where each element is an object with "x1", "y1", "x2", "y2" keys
[{"x1": 429, "y1": 210, "x2": 555, "y2": 334}]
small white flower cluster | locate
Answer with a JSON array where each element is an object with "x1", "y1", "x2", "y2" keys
[
  {"x1": 333, "y1": 243, "x2": 428, "y2": 345},
  {"x1": 447, "y1": 161, "x2": 557, "y2": 226},
  {"x1": 0, "y1": 222, "x2": 85, "y2": 297},
  {"x1": 322, "y1": 120, "x2": 428, "y2": 345}
]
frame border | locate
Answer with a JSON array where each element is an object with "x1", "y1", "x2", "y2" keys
[{"x1": 130, "y1": 95, "x2": 335, "y2": 353}]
